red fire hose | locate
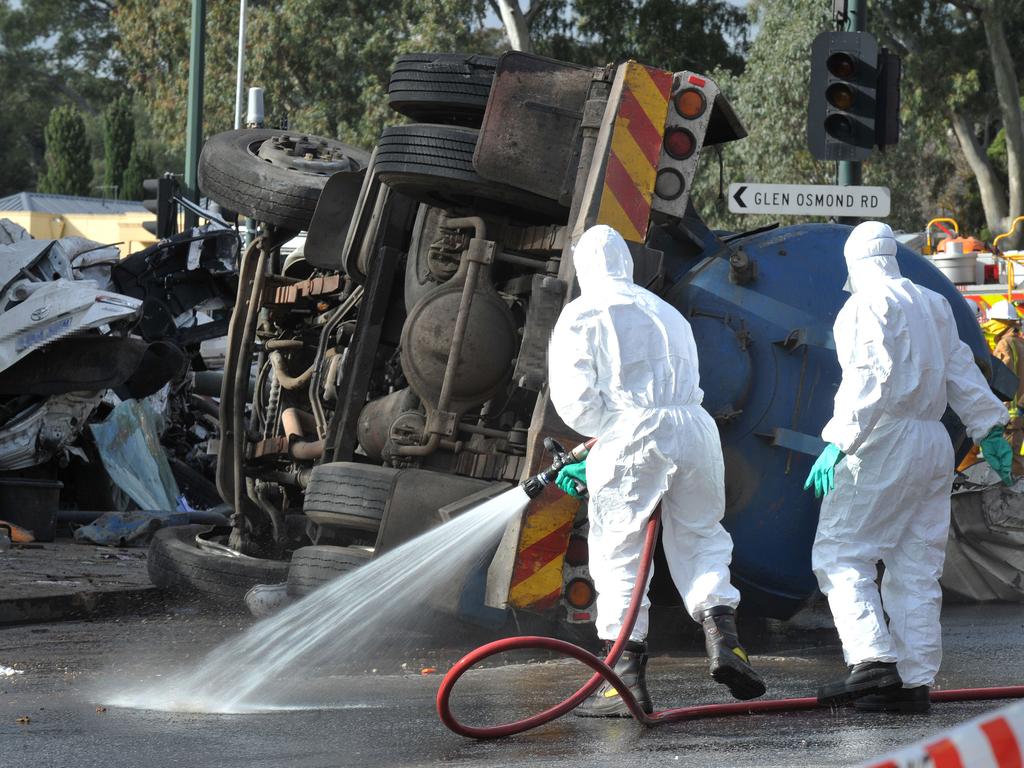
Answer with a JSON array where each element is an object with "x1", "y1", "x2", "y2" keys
[{"x1": 436, "y1": 506, "x2": 1024, "y2": 739}]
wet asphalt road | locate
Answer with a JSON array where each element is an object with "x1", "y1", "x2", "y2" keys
[{"x1": 2, "y1": 603, "x2": 1022, "y2": 768}]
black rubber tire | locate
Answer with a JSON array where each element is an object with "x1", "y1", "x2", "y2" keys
[
  {"x1": 198, "y1": 129, "x2": 370, "y2": 231},
  {"x1": 388, "y1": 53, "x2": 496, "y2": 127},
  {"x1": 147, "y1": 524, "x2": 289, "y2": 606},
  {"x1": 286, "y1": 545, "x2": 372, "y2": 597},
  {"x1": 375, "y1": 124, "x2": 563, "y2": 221},
  {"x1": 302, "y1": 462, "x2": 398, "y2": 533}
]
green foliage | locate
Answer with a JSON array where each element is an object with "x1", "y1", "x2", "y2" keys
[
  {"x1": 532, "y1": 0, "x2": 749, "y2": 74},
  {"x1": 987, "y1": 97, "x2": 1024, "y2": 173},
  {"x1": 38, "y1": 105, "x2": 92, "y2": 196},
  {"x1": 103, "y1": 96, "x2": 135, "y2": 198},
  {"x1": 0, "y1": 0, "x2": 120, "y2": 194},
  {"x1": 691, "y1": 0, "x2": 831, "y2": 229},
  {"x1": 692, "y1": 0, "x2": 967, "y2": 234},
  {"x1": 121, "y1": 143, "x2": 157, "y2": 202},
  {"x1": 872, "y1": 0, "x2": 1024, "y2": 234},
  {"x1": 114, "y1": 0, "x2": 494, "y2": 155},
  {"x1": 593, "y1": 0, "x2": 748, "y2": 73}
]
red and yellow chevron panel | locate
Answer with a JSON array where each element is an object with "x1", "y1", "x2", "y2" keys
[
  {"x1": 508, "y1": 488, "x2": 579, "y2": 610},
  {"x1": 596, "y1": 61, "x2": 673, "y2": 243}
]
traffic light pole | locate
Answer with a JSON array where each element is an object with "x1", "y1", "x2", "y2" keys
[
  {"x1": 837, "y1": 0, "x2": 864, "y2": 190},
  {"x1": 184, "y1": 0, "x2": 207, "y2": 230}
]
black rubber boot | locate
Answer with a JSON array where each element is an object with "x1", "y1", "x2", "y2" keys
[
  {"x1": 854, "y1": 685, "x2": 931, "y2": 714},
  {"x1": 700, "y1": 606, "x2": 766, "y2": 701},
  {"x1": 575, "y1": 640, "x2": 653, "y2": 718},
  {"x1": 817, "y1": 661, "x2": 903, "y2": 705}
]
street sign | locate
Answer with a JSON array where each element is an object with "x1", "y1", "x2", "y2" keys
[{"x1": 728, "y1": 182, "x2": 890, "y2": 217}]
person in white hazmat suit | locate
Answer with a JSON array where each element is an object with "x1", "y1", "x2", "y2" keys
[
  {"x1": 807, "y1": 221, "x2": 1013, "y2": 714},
  {"x1": 547, "y1": 224, "x2": 766, "y2": 718}
]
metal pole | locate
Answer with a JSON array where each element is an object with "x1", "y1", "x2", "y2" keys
[
  {"x1": 837, "y1": 0, "x2": 864, "y2": 188},
  {"x1": 233, "y1": 0, "x2": 248, "y2": 130},
  {"x1": 184, "y1": 0, "x2": 207, "y2": 229}
]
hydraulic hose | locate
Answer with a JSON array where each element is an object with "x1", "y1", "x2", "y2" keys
[{"x1": 437, "y1": 506, "x2": 1024, "y2": 739}]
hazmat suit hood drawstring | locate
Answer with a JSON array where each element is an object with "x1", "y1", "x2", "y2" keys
[
  {"x1": 842, "y1": 221, "x2": 901, "y2": 294},
  {"x1": 573, "y1": 224, "x2": 635, "y2": 294}
]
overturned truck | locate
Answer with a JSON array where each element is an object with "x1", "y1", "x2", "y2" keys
[{"x1": 150, "y1": 52, "x2": 1011, "y2": 623}]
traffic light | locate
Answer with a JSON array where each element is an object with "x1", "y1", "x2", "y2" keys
[
  {"x1": 875, "y1": 47, "x2": 902, "y2": 149},
  {"x1": 807, "y1": 31, "x2": 879, "y2": 162},
  {"x1": 651, "y1": 71, "x2": 720, "y2": 219},
  {"x1": 142, "y1": 174, "x2": 178, "y2": 238}
]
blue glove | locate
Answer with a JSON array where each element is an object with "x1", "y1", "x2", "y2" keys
[
  {"x1": 979, "y1": 425, "x2": 1014, "y2": 486},
  {"x1": 803, "y1": 443, "x2": 844, "y2": 499},
  {"x1": 556, "y1": 460, "x2": 588, "y2": 498}
]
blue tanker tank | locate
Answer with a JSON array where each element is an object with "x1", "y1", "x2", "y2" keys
[{"x1": 653, "y1": 221, "x2": 995, "y2": 619}]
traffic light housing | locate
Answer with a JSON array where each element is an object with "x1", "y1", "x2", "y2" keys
[
  {"x1": 875, "y1": 47, "x2": 902, "y2": 149},
  {"x1": 142, "y1": 174, "x2": 178, "y2": 238},
  {"x1": 807, "y1": 31, "x2": 879, "y2": 162},
  {"x1": 651, "y1": 72, "x2": 720, "y2": 219}
]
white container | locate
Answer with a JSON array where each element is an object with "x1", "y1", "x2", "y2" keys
[{"x1": 933, "y1": 241, "x2": 977, "y2": 284}]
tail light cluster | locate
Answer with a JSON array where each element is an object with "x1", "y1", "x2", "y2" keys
[
  {"x1": 561, "y1": 531, "x2": 596, "y2": 622},
  {"x1": 652, "y1": 71, "x2": 718, "y2": 219}
]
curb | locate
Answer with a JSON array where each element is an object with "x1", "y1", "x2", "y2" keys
[
  {"x1": 0, "y1": 586, "x2": 162, "y2": 627},
  {"x1": 864, "y1": 699, "x2": 1024, "y2": 768}
]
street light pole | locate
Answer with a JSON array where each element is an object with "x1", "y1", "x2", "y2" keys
[
  {"x1": 234, "y1": 0, "x2": 248, "y2": 130},
  {"x1": 184, "y1": 0, "x2": 207, "y2": 229}
]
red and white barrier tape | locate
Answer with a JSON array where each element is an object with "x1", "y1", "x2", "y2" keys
[{"x1": 864, "y1": 699, "x2": 1024, "y2": 768}]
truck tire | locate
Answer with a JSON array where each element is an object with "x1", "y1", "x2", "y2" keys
[
  {"x1": 286, "y1": 545, "x2": 372, "y2": 597},
  {"x1": 147, "y1": 524, "x2": 289, "y2": 607},
  {"x1": 375, "y1": 124, "x2": 563, "y2": 221},
  {"x1": 302, "y1": 462, "x2": 398, "y2": 533},
  {"x1": 198, "y1": 129, "x2": 370, "y2": 231},
  {"x1": 388, "y1": 53, "x2": 497, "y2": 127}
]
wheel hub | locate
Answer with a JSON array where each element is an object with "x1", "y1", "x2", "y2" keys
[{"x1": 256, "y1": 134, "x2": 361, "y2": 175}]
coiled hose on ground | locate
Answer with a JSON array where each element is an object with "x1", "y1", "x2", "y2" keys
[{"x1": 437, "y1": 506, "x2": 1024, "y2": 739}]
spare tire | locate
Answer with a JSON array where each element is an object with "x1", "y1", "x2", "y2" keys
[
  {"x1": 198, "y1": 129, "x2": 370, "y2": 231},
  {"x1": 147, "y1": 524, "x2": 289, "y2": 607},
  {"x1": 286, "y1": 545, "x2": 372, "y2": 597},
  {"x1": 375, "y1": 124, "x2": 563, "y2": 221},
  {"x1": 388, "y1": 53, "x2": 496, "y2": 126},
  {"x1": 302, "y1": 462, "x2": 398, "y2": 533}
]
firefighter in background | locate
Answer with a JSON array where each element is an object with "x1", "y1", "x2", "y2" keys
[{"x1": 985, "y1": 299, "x2": 1024, "y2": 474}]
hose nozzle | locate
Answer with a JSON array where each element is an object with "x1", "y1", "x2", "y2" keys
[{"x1": 522, "y1": 437, "x2": 595, "y2": 499}]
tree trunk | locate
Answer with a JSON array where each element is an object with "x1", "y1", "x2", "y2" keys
[
  {"x1": 493, "y1": 0, "x2": 531, "y2": 52},
  {"x1": 981, "y1": 6, "x2": 1024, "y2": 237},
  {"x1": 951, "y1": 110, "x2": 1008, "y2": 234}
]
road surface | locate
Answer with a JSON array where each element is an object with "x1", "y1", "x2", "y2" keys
[{"x1": 2, "y1": 603, "x2": 1021, "y2": 767}]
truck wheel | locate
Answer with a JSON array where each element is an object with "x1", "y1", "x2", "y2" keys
[
  {"x1": 147, "y1": 524, "x2": 289, "y2": 607},
  {"x1": 302, "y1": 462, "x2": 398, "y2": 533},
  {"x1": 286, "y1": 545, "x2": 372, "y2": 597},
  {"x1": 198, "y1": 129, "x2": 370, "y2": 231},
  {"x1": 375, "y1": 124, "x2": 564, "y2": 222},
  {"x1": 388, "y1": 53, "x2": 496, "y2": 127}
]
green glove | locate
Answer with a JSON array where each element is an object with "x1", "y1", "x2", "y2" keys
[
  {"x1": 803, "y1": 443, "x2": 844, "y2": 499},
  {"x1": 556, "y1": 460, "x2": 588, "y2": 498},
  {"x1": 979, "y1": 425, "x2": 1014, "y2": 486}
]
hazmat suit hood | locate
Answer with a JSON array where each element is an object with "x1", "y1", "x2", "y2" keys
[
  {"x1": 573, "y1": 225, "x2": 634, "y2": 294},
  {"x1": 842, "y1": 221, "x2": 902, "y2": 293}
]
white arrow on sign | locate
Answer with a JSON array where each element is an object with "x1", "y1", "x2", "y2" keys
[{"x1": 728, "y1": 183, "x2": 891, "y2": 217}]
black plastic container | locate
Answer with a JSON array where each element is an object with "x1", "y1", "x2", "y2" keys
[{"x1": 0, "y1": 478, "x2": 63, "y2": 542}]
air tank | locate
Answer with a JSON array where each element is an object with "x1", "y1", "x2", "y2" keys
[{"x1": 655, "y1": 221, "x2": 991, "y2": 618}]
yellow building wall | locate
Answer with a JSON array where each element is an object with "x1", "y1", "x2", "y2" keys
[{"x1": 2, "y1": 211, "x2": 157, "y2": 257}]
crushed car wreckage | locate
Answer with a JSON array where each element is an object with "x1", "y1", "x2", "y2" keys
[{"x1": 0, "y1": 218, "x2": 237, "y2": 542}]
